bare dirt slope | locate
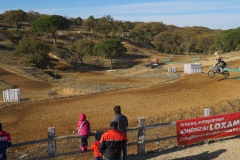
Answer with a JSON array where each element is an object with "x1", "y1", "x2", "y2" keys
[{"x1": 0, "y1": 51, "x2": 240, "y2": 159}]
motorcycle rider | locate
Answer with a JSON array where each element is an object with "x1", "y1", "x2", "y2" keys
[{"x1": 216, "y1": 57, "x2": 226, "y2": 73}]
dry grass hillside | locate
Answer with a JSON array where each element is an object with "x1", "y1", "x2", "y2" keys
[{"x1": 1, "y1": 26, "x2": 240, "y2": 159}]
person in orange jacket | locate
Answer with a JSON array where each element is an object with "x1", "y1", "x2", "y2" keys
[
  {"x1": 99, "y1": 121, "x2": 127, "y2": 160},
  {"x1": 91, "y1": 132, "x2": 102, "y2": 160}
]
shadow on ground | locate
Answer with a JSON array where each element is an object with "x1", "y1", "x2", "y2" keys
[
  {"x1": 174, "y1": 149, "x2": 226, "y2": 160},
  {"x1": 128, "y1": 136, "x2": 240, "y2": 160},
  {"x1": 128, "y1": 147, "x2": 226, "y2": 160}
]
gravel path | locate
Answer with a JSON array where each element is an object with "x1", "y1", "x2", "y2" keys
[{"x1": 127, "y1": 137, "x2": 240, "y2": 160}]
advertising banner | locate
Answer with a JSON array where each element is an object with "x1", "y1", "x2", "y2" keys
[
  {"x1": 2, "y1": 89, "x2": 20, "y2": 102},
  {"x1": 177, "y1": 112, "x2": 240, "y2": 145}
]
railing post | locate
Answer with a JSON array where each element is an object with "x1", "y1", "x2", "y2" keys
[
  {"x1": 48, "y1": 127, "x2": 56, "y2": 160},
  {"x1": 137, "y1": 117, "x2": 146, "y2": 154},
  {"x1": 204, "y1": 108, "x2": 210, "y2": 144}
]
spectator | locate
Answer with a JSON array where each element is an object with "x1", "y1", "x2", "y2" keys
[
  {"x1": 77, "y1": 113, "x2": 90, "y2": 152},
  {"x1": 112, "y1": 105, "x2": 128, "y2": 160},
  {"x1": 0, "y1": 122, "x2": 12, "y2": 160},
  {"x1": 91, "y1": 132, "x2": 102, "y2": 160},
  {"x1": 99, "y1": 121, "x2": 127, "y2": 160}
]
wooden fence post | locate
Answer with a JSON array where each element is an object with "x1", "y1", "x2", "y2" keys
[
  {"x1": 204, "y1": 108, "x2": 210, "y2": 144},
  {"x1": 48, "y1": 127, "x2": 56, "y2": 160},
  {"x1": 137, "y1": 117, "x2": 146, "y2": 154}
]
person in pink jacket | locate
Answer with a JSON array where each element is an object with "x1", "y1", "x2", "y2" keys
[{"x1": 77, "y1": 113, "x2": 91, "y2": 151}]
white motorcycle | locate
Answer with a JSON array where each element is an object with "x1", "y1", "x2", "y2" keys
[{"x1": 208, "y1": 64, "x2": 229, "y2": 78}]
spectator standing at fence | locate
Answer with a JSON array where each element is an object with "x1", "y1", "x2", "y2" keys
[
  {"x1": 112, "y1": 105, "x2": 128, "y2": 160},
  {"x1": 99, "y1": 121, "x2": 127, "y2": 160},
  {"x1": 77, "y1": 113, "x2": 90, "y2": 152},
  {"x1": 91, "y1": 132, "x2": 102, "y2": 160},
  {"x1": 0, "y1": 122, "x2": 12, "y2": 160}
]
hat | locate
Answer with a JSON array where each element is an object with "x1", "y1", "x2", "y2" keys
[{"x1": 110, "y1": 121, "x2": 118, "y2": 128}]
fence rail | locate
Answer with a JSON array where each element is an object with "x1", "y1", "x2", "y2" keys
[
  {"x1": 10, "y1": 118, "x2": 176, "y2": 159},
  {"x1": 10, "y1": 109, "x2": 211, "y2": 159}
]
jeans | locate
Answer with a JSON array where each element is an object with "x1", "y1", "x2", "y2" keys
[
  {"x1": 80, "y1": 135, "x2": 88, "y2": 147},
  {"x1": 104, "y1": 158, "x2": 121, "y2": 160},
  {"x1": 95, "y1": 156, "x2": 102, "y2": 160},
  {"x1": 122, "y1": 141, "x2": 127, "y2": 160}
]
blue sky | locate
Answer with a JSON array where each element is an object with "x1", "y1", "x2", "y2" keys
[{"x1": 1, "y1": 0, "x2": 240, "y2": 30}]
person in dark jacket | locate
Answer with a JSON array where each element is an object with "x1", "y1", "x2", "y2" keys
[
  {"x1": 99, "y1": 121, "x2": 127, "y2": 160},
  {"x1": 112, "y1": 105, "x2": 128, "y2": 160},
  {"x1": 0, "y1": 122, "x2": 11, "y2": 160},
  {"x1": 216, "y1": 57, "x2": 226, "y2": 73}
]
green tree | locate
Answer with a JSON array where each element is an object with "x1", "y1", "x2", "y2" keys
[
  {"x1": 180, "y1": 30, "x2": 198, "y2": 54},
  {"x1": 14, "y1": 35, "x2": 51, "y2": 65},
  {"x1": 68, "y1": 17, "x2": 82, "y2": 26},
  {"x1": 68, "y1": 17, "x2": 76, "y2": 25},
  {"x1": 95, "y1": 15, "x2": 114, "y2": 37},
  {"x1": 133, "y1": 22, "x2": 148, "y2": 33},
  {"x1": 215, "y1": 28, "x2": 240, "y2": 52},
  {"x1": 150, "y1": 22, "x2": 166, "y2": 35},
  {"x1": 88, "y1": 15, "x2": 95, "y2": 21},
  {"x1": 144, "y1": 32, "x2": 154, "y2": 41},
  {"x1": 83, "y1": 19, "x2": 96, "y2": 32},
  {"x1": 0, "y1": 14, "x2": 4, "y2": 20},
  {"x1": 166, "y1": 25, "x2": 179, "y2": 32},
  {"x1": 31, "y1": 15, "x2": 70, "y2": 45},
  {"x1": 195, "y1": 34, "x2": 215, "y2": 54},
  {"x1": 128, "y1": 31, "x2": 138, "y2": 41},
  {"x1": 83, "y1": 15, "x2": 96, "y2": 32},
  {"x1": 75, "y1": 17, "x2": 83, "y2": 26},
  {"x1": 69, "y1": 39, "x2": 95, "y2": 64},
  {"x1": 83, "y1": 16, "x2": 96, "y2": 32},
  {"x1": 3, "y1": 9, "x2": 27, "y2": 30},
  {"x1": 123, "y1": 21, "x2": 134, "y2": 31},
  {"x1": 112, "y1": 20, "x2": 123, "y2": 37},
  {"x1": 93, "y1": 38, "x2": 127, "y2": 69},
  {"x1": 136, "y1": 30, "x2": 145, "y2": 42},
  {"x1": 117, "y1": 24, "x2": 125, "y2": 37},
  {"x1": 154, "y1": 30, "x2": 182, "y2": 54}
]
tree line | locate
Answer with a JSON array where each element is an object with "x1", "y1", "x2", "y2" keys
[{"x1": 1, "y1": 9, "x2": 240, "y2": 68}]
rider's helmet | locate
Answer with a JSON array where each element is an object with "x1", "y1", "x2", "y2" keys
[{"x1": 216, "y1": 57, "x2": 222, "y2": 63}]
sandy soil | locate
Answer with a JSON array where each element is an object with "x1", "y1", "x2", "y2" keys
[{"x1": 0, "y1": 50, "x2": 240, "y2": 159}]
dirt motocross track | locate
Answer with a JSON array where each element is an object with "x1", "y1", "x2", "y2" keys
[{"x1": 1, "y1": 50, "x2": 240, "y2": 159}]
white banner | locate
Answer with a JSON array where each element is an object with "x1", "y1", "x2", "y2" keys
[
  {"x1": 2, "y1": 89, "x2": 20, "y2": 102},
  {"x1": 184, "y1": 64, "x2": 202, "y2": 74}
]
